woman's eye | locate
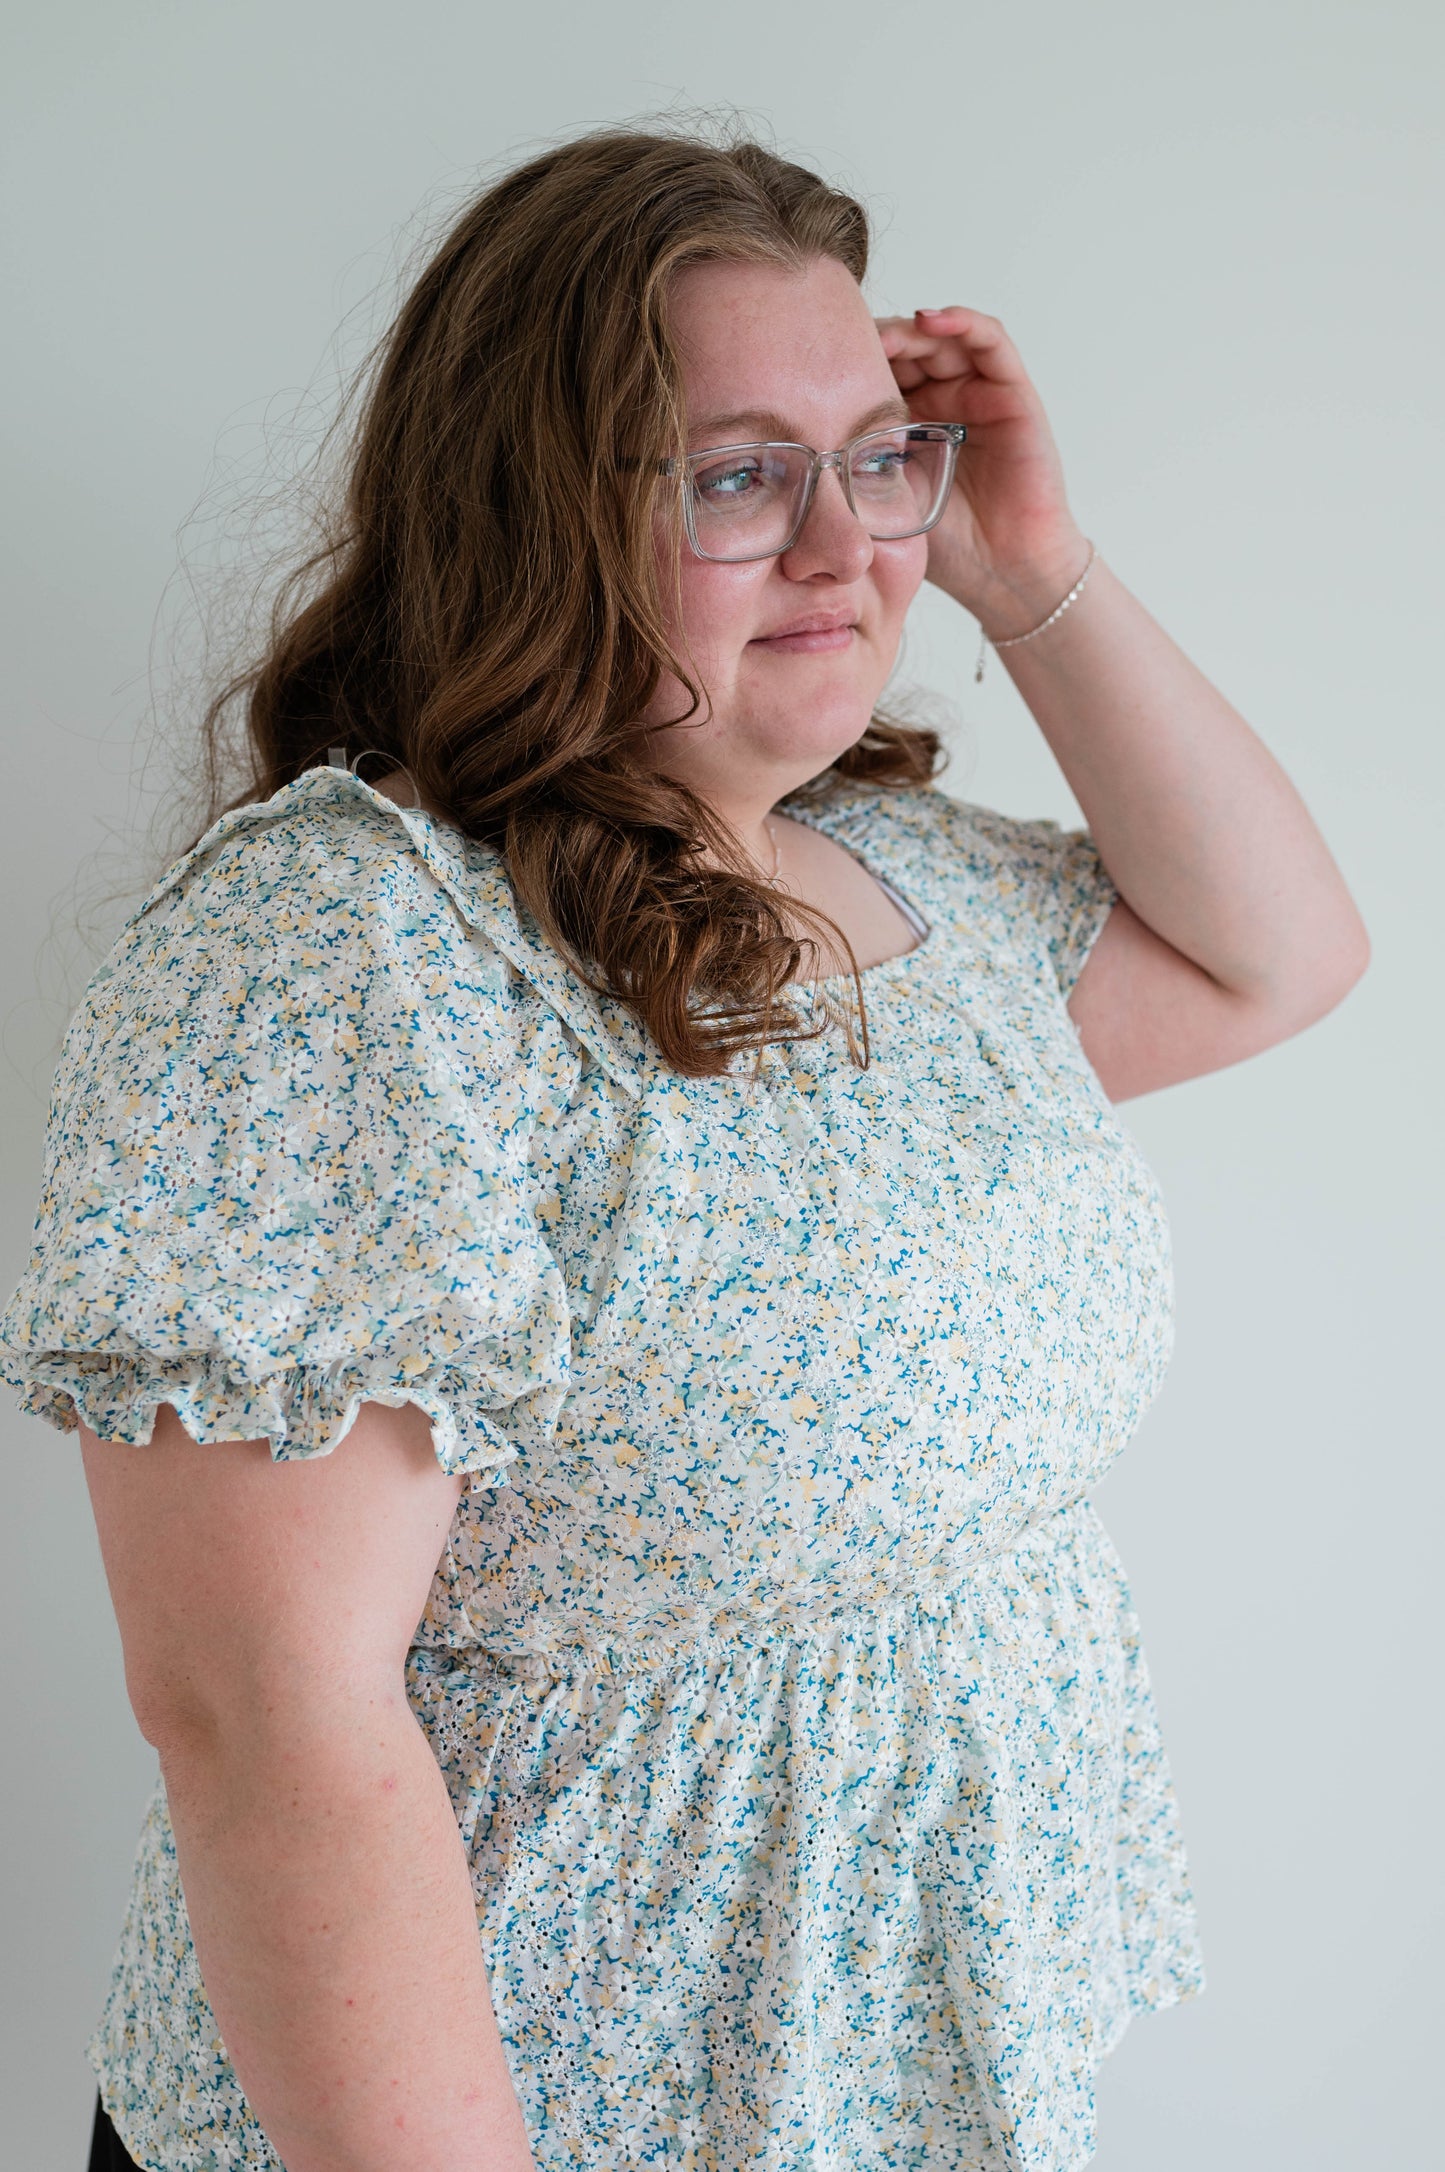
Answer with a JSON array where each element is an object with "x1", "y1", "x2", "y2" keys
[
  {"x1": 695, "y1": 462, "x2": 763, "y2": 499},
  {"x1": 856, "y1": 448, "x2": 910, "y2": 477}
]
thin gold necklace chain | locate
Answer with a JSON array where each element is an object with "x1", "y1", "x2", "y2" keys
[{"x1": 752, "y1": 815, "x2": 782, "y2": 885}]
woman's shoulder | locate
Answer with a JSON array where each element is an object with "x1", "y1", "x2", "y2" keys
[
  {"x1": 782, "y1": 771, "x2": 1092, "y2": 900},
  {"x1": 790, "y1": 773, "x2": 1116, "y2": 996},
  {"x1": 79, "y1": 767, "x2": 646, "y2": 1100},
  {"x1": 796, "y1": 770, "x2": 1080, "y2": 856},
  {"x1": 110, "y1": 765, "x2": 503, "y2": 975}
]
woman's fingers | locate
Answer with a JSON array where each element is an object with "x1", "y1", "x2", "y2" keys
[
  {"x1": 876, "y1": 307, "x2": 1028, "y2": 386},
  {"x1": 887, "y1": 354, "x2": 934, "y2": 393}
]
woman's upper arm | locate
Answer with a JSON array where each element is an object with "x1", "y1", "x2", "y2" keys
[
  {"x1": 1066, "y1": 894, "x2": 1358, "y2": 1101},
  {"x1": 81, "y1": 1401, "x2": 464, "y2": 1751}
]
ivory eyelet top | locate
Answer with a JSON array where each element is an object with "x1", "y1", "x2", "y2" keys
[{"x1": 0, "y1": 764, "x2": 1204, "y2": 2172}]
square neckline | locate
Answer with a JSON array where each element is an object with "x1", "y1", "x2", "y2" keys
[
  {"x1": 775, "y1": 795, "x2": 937, "y2": 992},
  {"x1": 359, "y1": 761, "x2": 938, "y2": 997}
]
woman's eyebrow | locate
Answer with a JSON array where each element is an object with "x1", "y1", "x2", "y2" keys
[{"x1": 690, "y1": 397, "x2": 914, "y2": 442}]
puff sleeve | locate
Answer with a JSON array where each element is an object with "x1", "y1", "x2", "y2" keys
[
  {"x1": 0, "y1": 804, "x2": 572, "y2": 1486},
  {"x1": 934, "y1": 795, "x2": 1121, "y2": 1001}
]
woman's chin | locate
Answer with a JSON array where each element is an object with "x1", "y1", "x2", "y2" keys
[
  {"x1": 741, "y1": 655, "x2": 890, "y2": 735},
  {"x1": 748, "y1": 710, "x2": 879, "y2": 780}
]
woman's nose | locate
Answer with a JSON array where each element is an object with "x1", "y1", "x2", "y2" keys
[{"x1": 780, "y1": 461, "x2": 874, "y2": 582}]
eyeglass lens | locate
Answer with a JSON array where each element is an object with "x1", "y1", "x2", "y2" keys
[{"x1": 686, "y1": 428, "x2": 955, "y2": 561}]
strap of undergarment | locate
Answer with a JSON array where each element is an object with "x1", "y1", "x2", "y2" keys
[{"x1": 870, "y1": 872, "x2": 931, "y2": 941}]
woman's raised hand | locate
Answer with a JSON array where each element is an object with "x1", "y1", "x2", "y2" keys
[{"x1": 875, "y1": 305, "x2": 1090, "y2": 634}]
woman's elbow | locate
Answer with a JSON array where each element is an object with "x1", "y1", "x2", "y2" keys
[{"x1": 1306, "y1": 909, "x2": 1372, "y2": 1020}]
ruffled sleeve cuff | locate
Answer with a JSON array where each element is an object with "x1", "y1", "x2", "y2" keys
[{"x1": 0, "y1": 1345, "x2": 567, "y2": 1487}]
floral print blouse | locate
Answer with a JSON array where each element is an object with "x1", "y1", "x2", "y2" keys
[{"x1": 0, "y1": 764, "x2": 1204, "y2": 2171}]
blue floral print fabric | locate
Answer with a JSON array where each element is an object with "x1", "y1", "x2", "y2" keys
[{"x1": 0, "y1": 765, "x2": 1204, "y2": 2171}]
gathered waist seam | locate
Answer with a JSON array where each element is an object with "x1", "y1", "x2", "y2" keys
[{"x1": 409, "y1": 1497, "x2": 1098, "y2": 1685}]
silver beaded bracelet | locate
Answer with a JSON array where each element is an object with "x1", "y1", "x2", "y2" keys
[{"x1": 974, "y1": 541, "x2": 1099, "y2": 683}]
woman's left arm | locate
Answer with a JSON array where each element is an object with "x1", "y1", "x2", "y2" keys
[{"x1": 879, "y1": 305, "x2": 1371, "y2": 1103}]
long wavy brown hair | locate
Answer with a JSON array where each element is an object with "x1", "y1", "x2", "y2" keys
[{"x1": 201, "y1": 120, "x2": 944, "y2": 1076}]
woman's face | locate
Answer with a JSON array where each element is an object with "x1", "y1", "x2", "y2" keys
[{"x1": 638, "y1": 254, "x2": 929, "y2": 817}]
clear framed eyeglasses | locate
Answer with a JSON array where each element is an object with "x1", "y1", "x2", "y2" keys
[{"x1": 661, "y1": 422, "x2": 967, "y2": 563}]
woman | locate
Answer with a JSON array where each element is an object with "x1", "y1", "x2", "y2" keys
[{"x1": 4, "y1": 124, "x2": 1367, "y2": 2172}]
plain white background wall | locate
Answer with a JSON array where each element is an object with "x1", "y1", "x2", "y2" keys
[{"x1": 3, "y1": 2, "x2": 1439, "y2": 2164}]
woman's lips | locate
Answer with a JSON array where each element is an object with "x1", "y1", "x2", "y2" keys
[{"x1": 749, "y1": 623, "x2": 857, "y2": 653}]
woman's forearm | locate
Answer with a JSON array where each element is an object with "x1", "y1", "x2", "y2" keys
[
  {"x1": 978, "y1": 553, "x2": 1369, "y2": 1009},
  {"x1": 157, "y1": 1699, "x2": 536, "y2": 2172},
  {"x1": 881, "y1": 304, "x2": 1365, "y2": 1013}
]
